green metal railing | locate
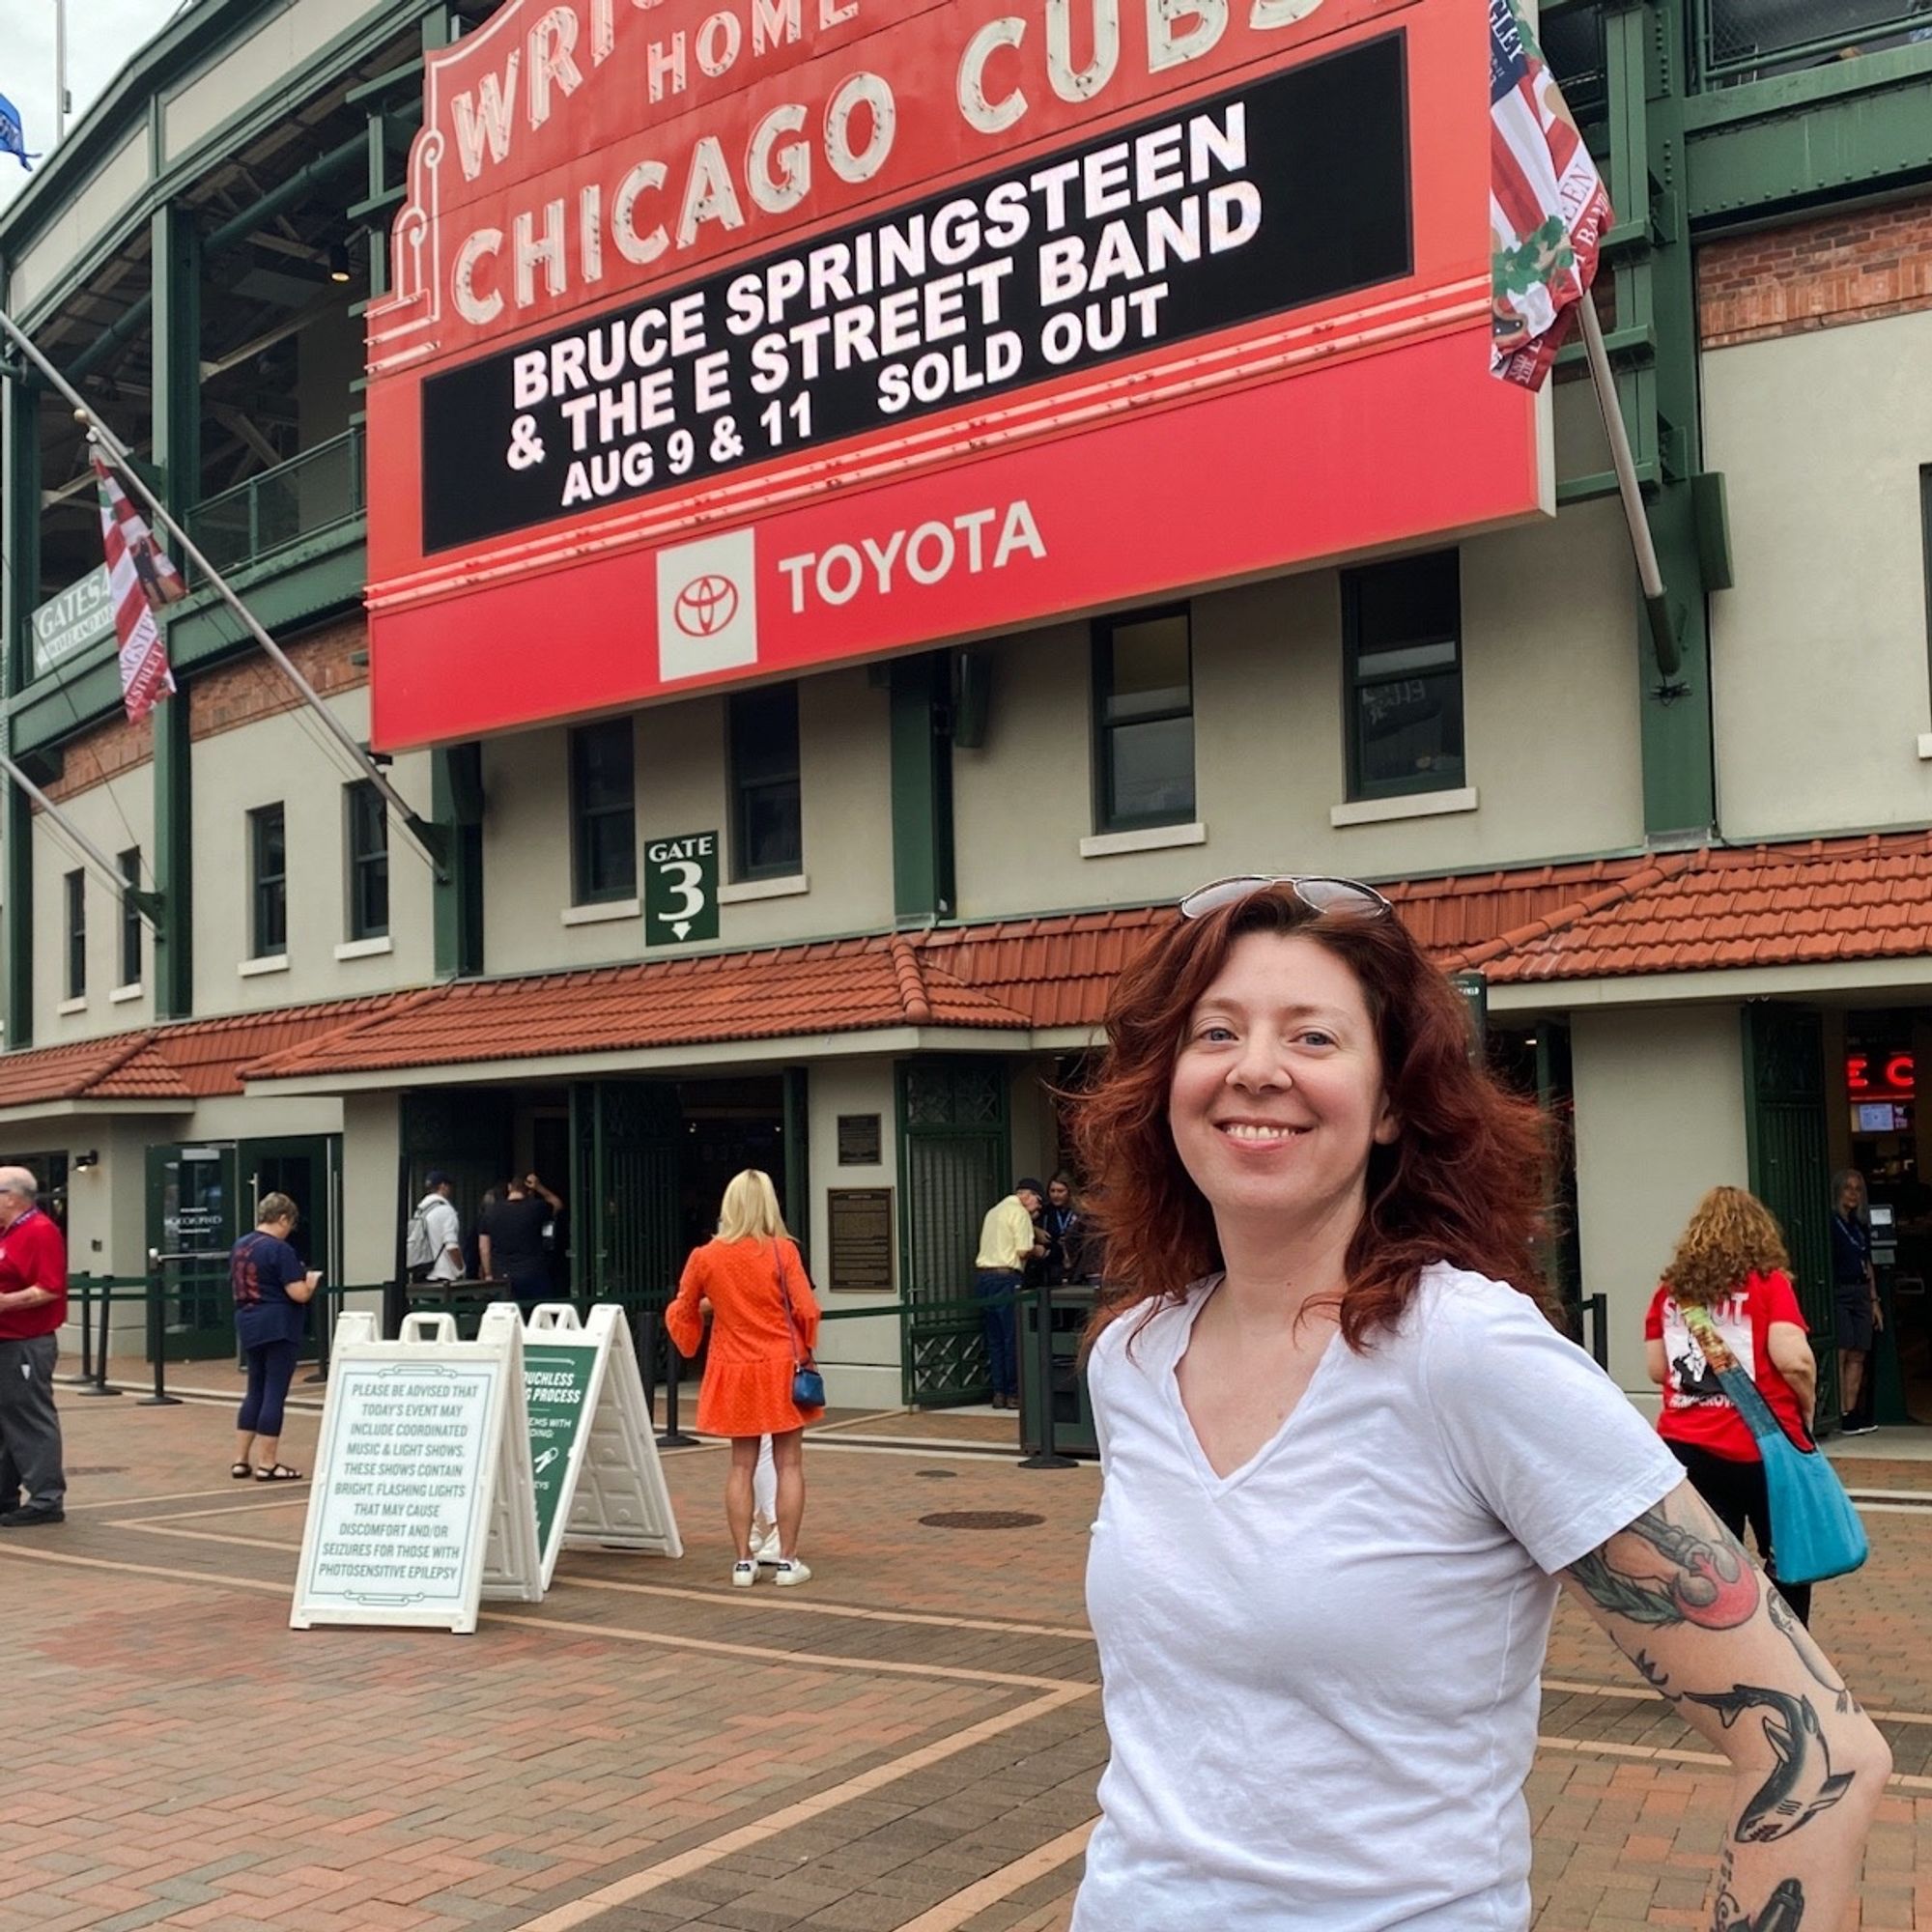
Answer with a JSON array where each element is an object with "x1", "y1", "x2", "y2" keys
[
  {"x1": 185, "y1": 424, "x2": 366, "y2": 574},
  {"x1": 1696, "y1": 0, "x2": 1932, "y2": 85}
]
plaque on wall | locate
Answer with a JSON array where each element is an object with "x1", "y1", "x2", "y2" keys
[
  {"x1": 837, "y1": 1114, "x2": 883, "y2": 1167},
  {"x1": 828, "y1": 1188, "x2": 894, "y2": 1293}
]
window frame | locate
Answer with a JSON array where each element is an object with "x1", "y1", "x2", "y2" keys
[
  {"x1": 64, "y1": 869, "x2": 86, "y2": 1001},
  {"x1": 248, "y1": 803, "x2": 288, "y2": 958},
  {"x1": 117, "y1": 847, "x2": 141, "y2": 989},
  {"x1": 1091, "y1": 603, "x2": 1197, "y2": 835},
  {"x1": 344, "y1": 781, "x2": 390, "y2": 942},
  {"x1": 727, "y1": 682, "x2": 804, "y2": 882},
  {"x1": 568, "y1": 718, "x2": 638, "y2": 906},
  {"x1": 1342, "y1": 548, "x2": 1466, "y2": 804}
]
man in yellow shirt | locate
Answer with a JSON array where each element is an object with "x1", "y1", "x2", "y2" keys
[{"x1": 974, "y1": 1179, "x2": 1045, "y2": 1410}]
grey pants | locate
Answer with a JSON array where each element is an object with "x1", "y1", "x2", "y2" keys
[{"x1": 0, "y1": 1335, "x2": 66, "y2": 1509}]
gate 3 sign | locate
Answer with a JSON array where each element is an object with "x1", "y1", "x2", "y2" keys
[
  {"x1": 364, "y1": 0, "x2": 1549, "y2": 750},
  {"x1": 645, "y1": 832, "x2": 721, "y2": 945}
]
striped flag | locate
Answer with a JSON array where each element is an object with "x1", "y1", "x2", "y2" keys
[
  {"x1": 1490, "y1": 0, "x2": 1611, "y2": 389},
  {"x1": 93, "y1": 454, "x2": 185, "y2": 724}
]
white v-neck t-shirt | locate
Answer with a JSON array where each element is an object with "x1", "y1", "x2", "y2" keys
[{"x1": 1073, "y1": 1264, "x2": 1682, "y2": 1932}]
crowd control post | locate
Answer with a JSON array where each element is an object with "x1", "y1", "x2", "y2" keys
[
  {"x1": 80, "y1": 1278, "x2": 122, "y2": 1397},
  {"x1": 657, "y1": 1312, "x2": 698, "y2": 1449},
  {"x1": 141, "y1": 1251, "x2": 182, "y2": 1406},
  {"x1": 1020, "y1": 1282, "x2": 1076, "y2": 1471},
  {"x1": 62, "y1": 1275, "x2": 96, "y2": 1385}
]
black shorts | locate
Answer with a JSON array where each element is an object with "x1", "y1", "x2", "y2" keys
[{"x1": 1835, "y1": 1289, "x2": 1875, "y2": 1352}]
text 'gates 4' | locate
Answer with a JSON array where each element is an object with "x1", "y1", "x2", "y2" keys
[{"x1": 364, "y1": 0, "x2": 1551, "y2": 751}]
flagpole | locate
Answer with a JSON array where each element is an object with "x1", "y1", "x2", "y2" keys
[
  {"x1": 0, "y1": 307, "x2": 450, "y2": 877},
  {"x1": 1577, "y1": 300, "x2": 1682, "y2": 682},
  {"x1": 53, "y1": 0, "x2": 68, "y2": 143},
  {"x1": 0, "y1": 749, "x2": 163, "y2": 928}
]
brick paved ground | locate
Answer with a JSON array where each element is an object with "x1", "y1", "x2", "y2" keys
[{"x1": 5, "y1": 1383, "x2": 1931, "y2": 1932}]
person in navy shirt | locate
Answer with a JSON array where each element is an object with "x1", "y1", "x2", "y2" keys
[
  {"x1": 1831, "y1": 1170, "x2": 1881, "y2": 1435},
  {"x1": 230, "y1": 1192, "x2": 319, "y2": 1481}
]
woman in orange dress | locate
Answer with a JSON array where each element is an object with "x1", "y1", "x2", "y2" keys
[{"x1": 666, "y1": 1169, "x2": 823, "y2": 1587}]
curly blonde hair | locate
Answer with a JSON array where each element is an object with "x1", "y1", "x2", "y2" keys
[{"x1": 1662, "y1": 1185, "x2": 1791, "y2": 1307}]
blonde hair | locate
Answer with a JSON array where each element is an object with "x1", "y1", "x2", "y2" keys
[
  {"x1": 717, "y1": 1170, "x2": 787, "y2": 1243},
  {"x1": 1662, "y1": 1185, "x2": 1790, "y2": 1307}
]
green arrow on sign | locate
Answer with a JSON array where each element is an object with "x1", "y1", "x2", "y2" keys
[{"x1": 644, "y1": 831, "x2": 720, "y2": 945}]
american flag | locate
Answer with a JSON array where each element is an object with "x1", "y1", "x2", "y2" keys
[
  {"x1": 93, "y1": 453, "x2": 185, "y2": 724},
  {"x1": 1490, "y1": 0, "x2": 1611, "y2": 389}
]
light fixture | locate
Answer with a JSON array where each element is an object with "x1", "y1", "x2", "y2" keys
[
  {"x1": 72, "y1": 1150, "x2": 99, "y2": 1172},
  {"x1": 327, "y1": 242, "x2": 352, "y2": 284}
]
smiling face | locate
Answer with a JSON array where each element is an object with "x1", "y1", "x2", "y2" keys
[{"x1": 1168, "y1": 930, "x2": 1398, "y2": 1246}]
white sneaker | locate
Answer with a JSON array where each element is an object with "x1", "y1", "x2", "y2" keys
[
  {"x1": 752, "y1": 1524, "x2": 782, "y2": 1567},
  {"x1": 731, "y1": 1559, "x2": 757, "y2": 1587},
  {"x1": 772, "y1": 1557, "x2": 811, "y2": 1587}
]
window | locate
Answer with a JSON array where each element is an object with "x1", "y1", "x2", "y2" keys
[
  {"x1": 118, "y1": 848, "x2": 141, "y2": 989},
  {"x1": 345, "y1": 782, "x2": 389, "y2": 940},
  {"x1": 569, "y1": 719, "x2": 636, "y2": 903},
  {"x1": 1343, "y1": 549, "x2": 1464, "y2": 800},
  {"x1": 249, "y1": 804, "x2": 287, "y2": 956},
  {"x1": 729, "y1": 683, "x2": 802, "y2": 879},
  {"x1": 1094, "y1": 607, "x2": 1195, "y2": 831},
  {"x1": 63, "y1": 870, "x2": 85, "y2": 1001}
]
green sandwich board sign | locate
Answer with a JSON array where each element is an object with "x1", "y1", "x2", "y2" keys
[
  {"x1": 644, "y1": 830, "x2": 720, "y2": 945},
  {"x1": 517, "y1": 1302, "x2": 682, "y2": 1588}
]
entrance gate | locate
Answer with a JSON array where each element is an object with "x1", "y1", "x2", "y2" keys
[
  {"x1": 897, "y1": 1060, "x2": 1009, "y2": 1408},
  {"x1": 1744, "y1": 1005, "x2": 1839, "y2": 1429}
]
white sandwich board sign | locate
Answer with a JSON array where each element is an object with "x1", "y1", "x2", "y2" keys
[
  {"x1": 523, "y1": 1301, "x2": 682, "y2": 1589},
  {"x1": 291, "y1": 1306, "x2": 542, "y2": 1634}
]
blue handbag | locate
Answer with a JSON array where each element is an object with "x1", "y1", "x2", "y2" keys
[{"x1": 1682, "y1": 1305, "x2": 1868, "y2": 1586}]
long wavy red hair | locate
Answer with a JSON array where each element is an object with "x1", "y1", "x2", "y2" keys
[{"x1": 1073, "y1": 886, "x2": 1553, "y2": 1350}]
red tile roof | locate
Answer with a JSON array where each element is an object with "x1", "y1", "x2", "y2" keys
[
  {"x1": 244, "y1": 939, "x2": 1031, "y2": 1081},
  {"x1": 13, "y1": 832, "x2": 1932, "y2": 1099},
  {"x1": 0, "y1": 996, "x2": 403, "y2": 1112},
  {"x1": 1448, "y1": 835, "x2": 1932, "y2": 983}
]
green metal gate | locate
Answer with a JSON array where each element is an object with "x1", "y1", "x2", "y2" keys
[
  {"x1": 571, "y1": 1079, "x2": 684, "y2": 1311},
  {"x1": 1743, "y1": 1005, "x2": 1838, "y2": 1430},
  {"x1": 897, "y1": 1059, "x2": 1009, "y2": 1408}
]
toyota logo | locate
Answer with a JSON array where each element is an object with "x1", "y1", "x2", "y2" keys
[{"x1": 673, "y1": 574, "x2": 741, "y2": 638}]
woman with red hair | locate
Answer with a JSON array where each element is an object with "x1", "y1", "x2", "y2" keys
[{"x1": 1068, "y1": 876, "x2": 1885, "y2": 1931}]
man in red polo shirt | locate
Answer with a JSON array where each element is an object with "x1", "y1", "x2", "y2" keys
[{"x1": 0, "y1": 1166, "x2": 68, "y2": 1525}]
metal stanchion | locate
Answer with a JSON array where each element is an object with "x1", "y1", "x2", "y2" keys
[
  {"x1": 61, "y1": 1275, "x2": 96, "y2": 1385},
  {"x1": 79, "y1": 1278, "x2": 121, "y2": 1396},
  {"x1": 1020, "y1": 1283, "x2": 1075, "y2": 1470},
  {"x1": 303, "y1": 1280, "x2": 332, "y2": 1383},
  {"x1": 656, "y1": 1308, "x2": 698, "y2": 1448},
  {"x1": 139, "y1": 1251, "x2": 182, "y2": 1406}
]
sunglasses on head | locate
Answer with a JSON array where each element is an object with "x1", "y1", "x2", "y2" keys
[{"x1": 1179, "y1": 874, "x2": 1394, "y2": 923}]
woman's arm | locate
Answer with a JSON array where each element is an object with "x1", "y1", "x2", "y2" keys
[
  {"x1": 784, "y1": 1239, "x2": 821, "y2": 1350},
  {"x1": 1564, "y1": 1480, "x2": 1889, "y2": 1930},
  {"x1": 287, "y1": 1268, "x2": 321, "y2": 1305},
  {"x1": 1766, "y1": 1321, "x2": 1817, "y2": 1430},
  {"x1": 1645, "y1": 1338, "x2": 1667, "y2": 1386},
  {"x1": 663, "y1": 1251, "x2": 708, "y2": 1357}
]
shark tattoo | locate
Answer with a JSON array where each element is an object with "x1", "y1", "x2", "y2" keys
[{"x1": 1686, "y1": 1685, "x2": 1856, "y2": 1842}]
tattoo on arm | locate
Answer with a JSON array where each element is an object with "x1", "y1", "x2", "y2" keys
[
  {"x1": 1765, "y1": 1592, "x2": 1855, "y2": 1716},
  {"x1": 1715, "y1": 1876, "x2": 1805, "y2": 1930},
  {"x1": 1686, "y1": 1685, "x2": 1857, "y2": 1841},
  {"x1": 1569, "y1": 1504, "x2": 1759, "y2": 1630}
]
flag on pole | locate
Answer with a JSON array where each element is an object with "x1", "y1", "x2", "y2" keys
[
  {"x1": 0, "y1": 96, "x2": 37, "y2": 172},
  {"x1": 93, "y1": 453, "x2": 185, "y2": 724},
  {"x1": 1489, "y1": 0, "x2": 1610, "y2": 390}
]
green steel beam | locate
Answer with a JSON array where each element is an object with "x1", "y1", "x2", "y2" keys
[
  {"x1": 1686, "y1": 49, "x2": 1932, "y2": 229},
  {"x1": 431, "y1": 743, "x2": 484, "y2": 979},
  {"x1": 1633, "y1": 0, "x2": 1716, "y2": 837},
  {"x1": 888, "y1": 656, "x2": 954, "y2": 928},
  {"x1": 151, "y1": 202, "x2": 199, "y2": 1020},
  {"x1": 782, "y1": 1066, "x2": 810, "y2": 1268},
  {"x1": 3, "y1": 368, "x2": 40, "y2": 1048}
]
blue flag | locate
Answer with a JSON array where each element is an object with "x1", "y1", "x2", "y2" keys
[{"x1": 0, "y1": 96, "x2": 37, "y2": 172}]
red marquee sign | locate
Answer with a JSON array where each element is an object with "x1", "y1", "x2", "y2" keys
[{"x1": 365, "y1": 0, "x2": 1549, "y2": 750}]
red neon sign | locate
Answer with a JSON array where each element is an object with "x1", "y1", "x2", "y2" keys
[{"x1": 1846, "y1": 1052, "x2": 1915, "y2": 1098}]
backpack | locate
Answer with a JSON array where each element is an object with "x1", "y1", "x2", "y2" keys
[{"x1": 404, "y1": 1199, "x2": 439, "y2": 1276}]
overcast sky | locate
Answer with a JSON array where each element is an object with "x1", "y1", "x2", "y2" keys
[{"x1": 1, "y1": 0, "x2": 189, "y2": 213}]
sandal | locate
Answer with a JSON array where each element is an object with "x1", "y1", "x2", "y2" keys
[
  {"x1": 254, "y1": 1463, "x2": 304, "y2": 1482},
  {"x1": 230, "y1": 1462, "x2": 253, "y2": 1479}
]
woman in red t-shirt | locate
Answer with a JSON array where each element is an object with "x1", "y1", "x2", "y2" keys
[{"x1": 1646, "y1": 1185, "x2": 1820, "y2": 1623}]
